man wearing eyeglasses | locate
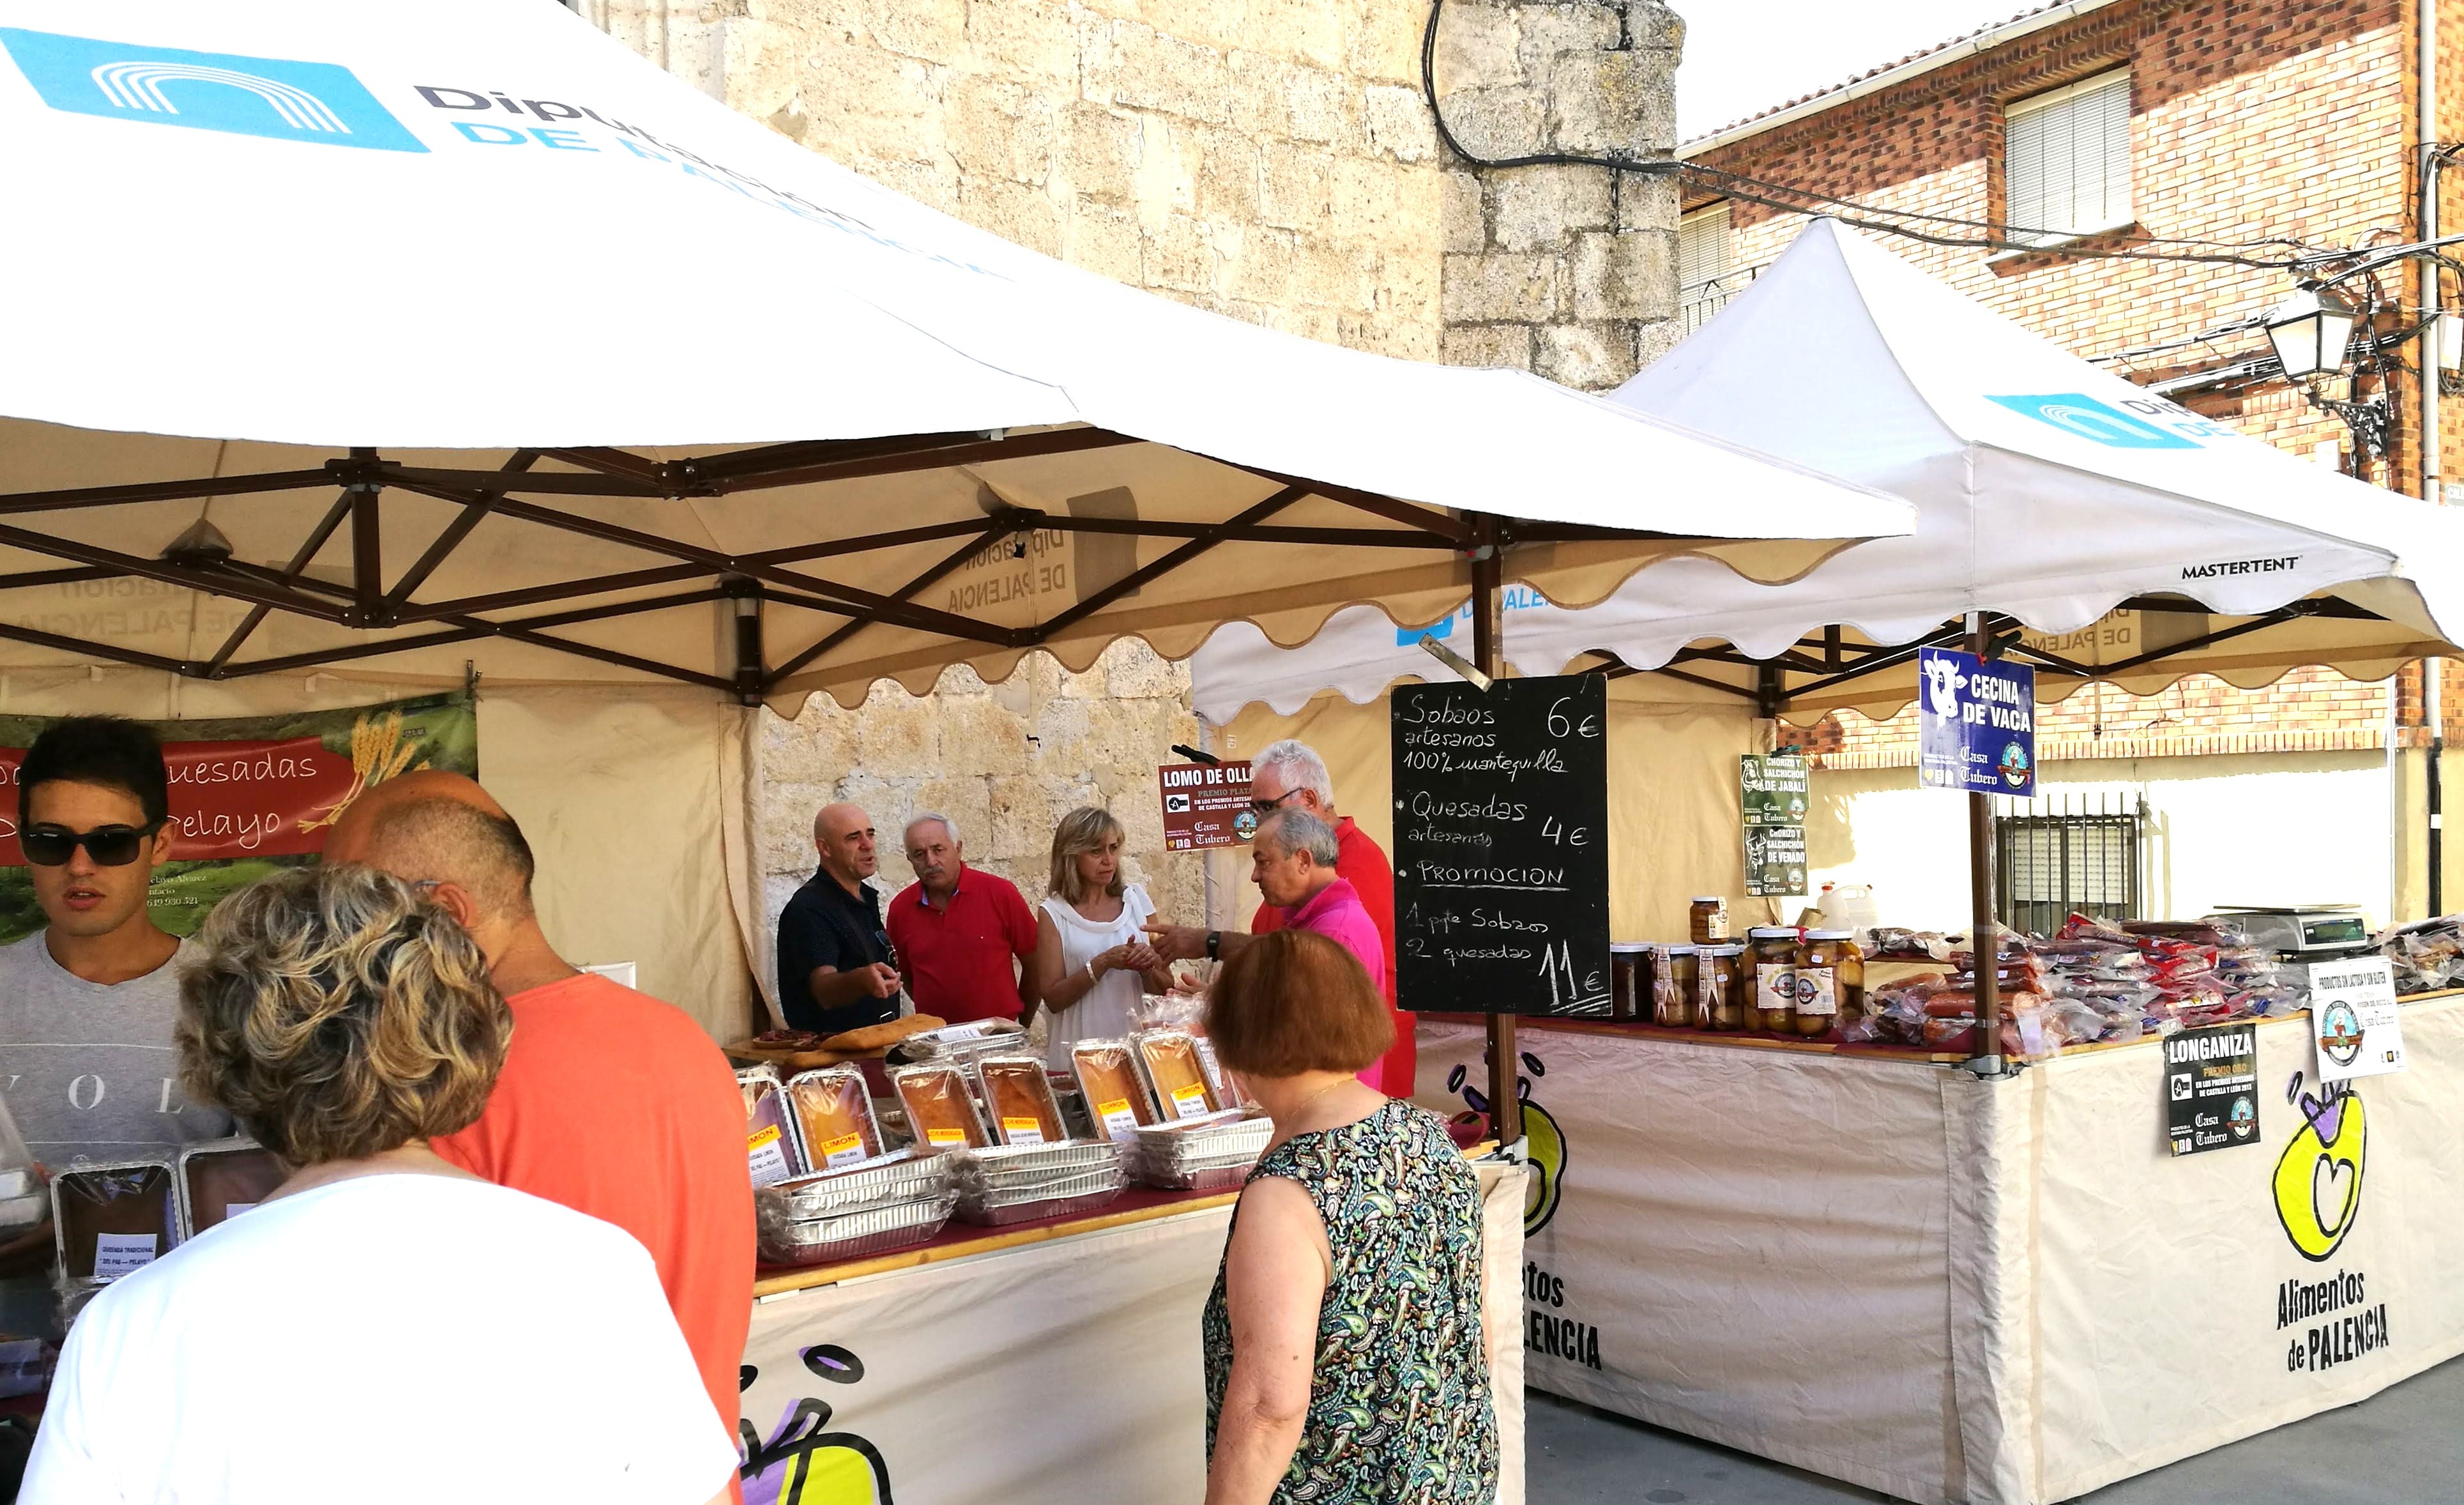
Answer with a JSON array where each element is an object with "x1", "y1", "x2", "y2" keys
[
  {"x1": 1144, "y1": 738, "x2": 1412, "y2": 1095},
  {"x1": 0, "y1": 718, "x2": 232, "y2": 1274}
]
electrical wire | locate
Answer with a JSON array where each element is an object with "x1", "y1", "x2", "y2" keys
[{"x1": 1418, "y1": 0, "x2": 2329, "y2": 272}]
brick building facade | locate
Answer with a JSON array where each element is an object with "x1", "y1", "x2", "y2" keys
[
  {"x1": 1675, "y1": 0, "x2": 2463, "y2": 785},
  {"x1": 1654, "y1": 0, "x2": 2463, "y2": 924}
]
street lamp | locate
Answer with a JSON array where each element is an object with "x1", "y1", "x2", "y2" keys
[{"x1": 2264, "y1": 284, "x2": 2359, "y2": 379}]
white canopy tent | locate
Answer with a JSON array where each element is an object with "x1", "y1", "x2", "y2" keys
[
  {"x1": 0, "y1": 0, "x2": 1916, "y2": 1122},
  {"x1": 1190, "y1": 218, "x2": 2464, "y2": 727},
  {"x1": 0, "y1": 1, "x2": 1908, "y2": 718}
]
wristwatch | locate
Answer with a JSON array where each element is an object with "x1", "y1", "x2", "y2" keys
[{"x1": 1205, "y1": 930, "x2": 1221, "y2": 961}]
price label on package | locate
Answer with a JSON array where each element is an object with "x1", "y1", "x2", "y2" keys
[
  {"x1": 93, "y1": 1232, "x2": 158, "y2": 1280},
  {"x1": 747, "y1": 1126, "x2": 795, "y2": 1186},
  {"x1": 2308, "y1": 957, "x2": 2407, "y2": 1082}
]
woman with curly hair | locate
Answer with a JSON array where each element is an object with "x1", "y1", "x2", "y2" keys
[{"x1": 20, "y1": 864, "x2": 737, "y2": 1505}]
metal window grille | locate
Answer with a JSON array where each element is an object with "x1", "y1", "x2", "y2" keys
[
  {"x1": 1677, "y1": 205, "x2": 1746, "y2": 335},
  {"x1": 1993, "y1": 790, "x2": 2143, "y2": 936},
  {"x1": 2005, "y1": 70, "x2": 2132, "y2": 244}
]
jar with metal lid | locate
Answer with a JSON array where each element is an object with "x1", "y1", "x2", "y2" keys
[
  {"x1": 1748, "y1": 927, "x2": 1799, "y2": 1033},
  {"x1": 1795, "y1": 929, "x2": 1865, "y2": 1034},
  {"x1": 1654, "y1": 945, "x2": 1700, "y2": 1028},
  {"x1": 1688, "y1": 896, "x2": 1730, "y2": 945},
  {"x1": 1610, "y1": 943, "x2": 1649, "y2": 1021},
  {"x1": 1696, "y1": 943, "x2": 1747, "y2": 1030}
]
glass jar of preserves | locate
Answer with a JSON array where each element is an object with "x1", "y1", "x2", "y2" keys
[
  {"x1": 1655, "y1": 945, "x2": 1700, "y2": 1028},
  {"x1": 1696, "y1": 943, "x2": 1747, "y2": 1030},
  {"x1": 1689, "y1": 896, "x2": 1730, "y2": 945},
  {"x1": 1748, "y1": 927, "x2": 1799, "y2": 1034},
  {"x1": 1611, "y1": 943, "x2": 1648, "y2": 1021},
  {"x1": 1797, "y1": 929, "x2": 1866, "y2": 1033}
]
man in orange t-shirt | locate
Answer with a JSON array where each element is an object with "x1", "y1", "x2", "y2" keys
[{"x1": 328, "y1": 774, "x2": 752, "y2": 1474}]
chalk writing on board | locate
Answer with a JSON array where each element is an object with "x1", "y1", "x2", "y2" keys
[{"x1": 1390, "y1": 676, "x2": 1611, "y2": 1016}]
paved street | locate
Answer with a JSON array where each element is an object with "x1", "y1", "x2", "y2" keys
[{"x1": 1527, "y1": 1353, "x2": 2464, "y2": 1504}]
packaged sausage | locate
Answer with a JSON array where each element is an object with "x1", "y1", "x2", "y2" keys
[
  {"x1": 53, "y1": 1159, "x2": 178, "y2": 1283},
  {"x1": 888, "y1": 1062, "x2": 989, "y2": 1150},
  {"x1": 1136, "y1": 1030, "x2": 1220, "y2": 1121},
  {"x1": 977, "y1": 1056, "x2": 1068, "y2": 1147},
  {"x1": 1069, "y1": 1038, "x2": 1159, "y2": 1142},
  {"x1": 176, "y1": 1139, "x2": 285, "y2": 1237},
  {"x1": 788, "y1": 1066, "x2": 885, "y2": 1170}
]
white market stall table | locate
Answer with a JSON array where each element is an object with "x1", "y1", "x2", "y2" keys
[
  {"x1": 741, "y1": 1168, "x2": 1529, "y2": 1505},
  {"x1": 1413, "y1": 996, "x2": 2464, "y2": 1505}
]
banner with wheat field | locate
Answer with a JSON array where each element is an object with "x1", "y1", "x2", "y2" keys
[{"x1": 0, "y1": 692, "x2": 477, "y2": 943}]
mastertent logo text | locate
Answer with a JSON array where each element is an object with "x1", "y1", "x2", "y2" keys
[{"x1": 0, "y1": 28, "x2": 426, "y2": 152}]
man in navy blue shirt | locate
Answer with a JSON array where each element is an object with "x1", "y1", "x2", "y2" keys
[{"x1": 775, "y1": 802, "x2": 902, "y2": 1035}]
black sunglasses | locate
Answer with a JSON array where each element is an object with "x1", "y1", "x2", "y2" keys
[
  {"x1": 21, "y1": 823, "x2": 164, "y2": 867},
  {"x1": 1247, "y1": 788, "x2": 1306, "y2": 817}
]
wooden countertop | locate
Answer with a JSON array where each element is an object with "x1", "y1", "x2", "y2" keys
[{"x1": 753, "y1": 1184, "x2": 1238, "y2": 1299}]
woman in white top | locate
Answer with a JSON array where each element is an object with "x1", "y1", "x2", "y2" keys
[
  {"x1": 1034, "y1": 806, "x2": 1174, "y2": 1069},
  {"x1": 22, "y1": 864, "x2": 736, "y2": 1505}
]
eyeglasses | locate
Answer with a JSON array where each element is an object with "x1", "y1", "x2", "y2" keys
[
  {"x1": 21, "y1": 823, "x2": 164, "y2": 867},
  {"x1": 1247, "y1": 788, "x2": 1306, "y2": 817}
]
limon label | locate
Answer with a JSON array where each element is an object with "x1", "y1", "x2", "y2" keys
[
  {"x1": 819, "y1": 1131, "x2": 869, "y2": 1169},
  {"x1": 747, "y1": 1125, "x2": 792, "y2": 1186},
  {"x1": 1097, "y1": 1098, "x2": 1141, "y2": 1139},
  {"x1": 1170, "y1": 1083, "x2": 1213, "y2": 1119},
  {"x1": 1001, "y1": 1116, "x2": 1047, "y2": 1146},
  {"x1": 925, "y1": 1126, "x2": 968, "y2": 1147}
]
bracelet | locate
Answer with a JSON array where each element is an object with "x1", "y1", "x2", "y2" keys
[
  {"x1": 1085, "y1": 960, "x2": 1099, "y2": 986},
  {"x1": 1206, "y1": 930, "x2": 1221, "y2": 961}
]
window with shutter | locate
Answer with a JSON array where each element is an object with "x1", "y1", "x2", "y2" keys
[
  {"x1": 1678, "y1": 204, "x2": 1731, "y2": 291},
  {"x1": 2004, "y1": 70, "x2": 2132, "y2": 246},
  {"x1": 1677, "y1": 204, "x2": 1735, "y2": 333}
]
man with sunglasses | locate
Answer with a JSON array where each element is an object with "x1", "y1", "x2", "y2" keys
[{"x1": 0, "y1": 719, "x2": 232, "y2": 1274}]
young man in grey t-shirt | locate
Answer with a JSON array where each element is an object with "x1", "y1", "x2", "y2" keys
[{"x1": 0, "y1": 717, "x2": 231, "y2": 1277}]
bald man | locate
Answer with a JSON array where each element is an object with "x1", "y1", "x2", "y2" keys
[
  {"x1": 774, "y1": 802, "x2": 902, "y2": 1035},
  {"x1": 324, "y1": 774, "x2": 752, "y2": 1468}
]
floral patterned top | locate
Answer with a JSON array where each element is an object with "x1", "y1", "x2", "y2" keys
[{"x1": 1203, "y1": 1099, "x2": 1498, "y2": 1504}]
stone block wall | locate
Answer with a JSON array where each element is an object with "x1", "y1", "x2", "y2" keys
[
  {"x1": 586, "y1": 0, "x2": 1685, "y2": 1007},
  {"x1": 596, "y1": 0, "x2": 1452, "y2": 358},
  {"x1": 1432, "y1": 0, "x2": 1685, "y2": 386},
  {"x1": 756, "y1": 641, "x2": 1205, "y2": 1002}
]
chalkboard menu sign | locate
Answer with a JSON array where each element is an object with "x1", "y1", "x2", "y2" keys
[{"x1": 1390, "y1": 674, "x2": 1611, "y2": 1016}]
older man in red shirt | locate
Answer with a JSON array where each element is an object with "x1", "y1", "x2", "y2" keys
[
  {"x1": 1146, "y1": 739, "x2": 1413, "y2": 1096},
  {"x1": 886, "y1": 813, "x2": 1042, "y2": 1025}
]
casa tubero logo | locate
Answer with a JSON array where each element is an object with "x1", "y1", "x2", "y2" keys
[{"x1": 0, "y1": 28, "x2": 427, "y2": 151}]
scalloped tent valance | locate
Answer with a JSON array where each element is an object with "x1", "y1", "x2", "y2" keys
[{"x1": 1190, "y1": 218, "x2": 2464, "y2": 727}]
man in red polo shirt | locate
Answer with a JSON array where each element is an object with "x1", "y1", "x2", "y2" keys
[
  {"x1": 1145, "y1": 740, "x2": 1413, "y2": 1096},
  {"x1": 886, "y1": 813, "x2": 1042, "y2": 1025}
]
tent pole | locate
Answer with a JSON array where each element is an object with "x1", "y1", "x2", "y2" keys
[
  {"x1": 1966, "y1": 613, "x2": 2006, "y2": 1076},
  {"x1": 1471, "y1": 519, "x2": 1521, "y2": 1147}
]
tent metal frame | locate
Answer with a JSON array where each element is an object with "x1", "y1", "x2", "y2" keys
[{"x1": 0, "y1": 429, "x2": 1684, "y2": 707}]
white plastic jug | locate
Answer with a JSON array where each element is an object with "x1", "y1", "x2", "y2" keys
[{"x1": 1822, "y1": 883, "x2": 1880, "y2": 938}]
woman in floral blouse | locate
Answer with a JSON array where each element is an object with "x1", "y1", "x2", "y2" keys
[{"x1": 1201, "y1": 930, "x2": 1497, "y2": 1504}]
